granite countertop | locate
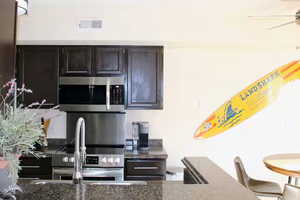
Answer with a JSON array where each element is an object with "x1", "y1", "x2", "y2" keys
[
  {"x1": 15, "y1": 157, "x2": 258, "y2": 200},
  {"x1": 125, "y1": 147, "x2": 168, "y2": 159},
  {"x1": 21, "y1": 147, "x2": 66, "y2": 158},
  {"x1": 30, "y1": 139, "x2": 169, "y2": 160},
  {"x1": 124, "y1": 139, "x2": 168, "y2": 159},
  {"x1": 32, "y1": 146, "x2": 168, "y2": 160}
]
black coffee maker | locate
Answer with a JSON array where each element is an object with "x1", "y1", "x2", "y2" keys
[{"x1": 137, "y1": 122, "x2": 149, "y2": 151}]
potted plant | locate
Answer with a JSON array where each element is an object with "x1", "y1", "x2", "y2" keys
[{"x1": 0, "y1": 79, "x2": 48, "y2": 199}]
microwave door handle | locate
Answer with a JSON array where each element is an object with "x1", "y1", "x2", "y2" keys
[{"x1": 106, "y1": 79, "x2": 111, "y2": 110}]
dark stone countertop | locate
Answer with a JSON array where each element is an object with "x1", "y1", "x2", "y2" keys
[
  {"x1": 15, "y1": 157, "x2": 258, "y2": 200},
  {"x1": 125, "y1": 147, "x2": 168, "y2": 159},
  {"x1": 29, "y1": 146, "x2": 168, "y2": 160},
  {"x1": 21, "y1": 147, "x2": 66, "y2": 158},
  {"x1": 124, "y1": 139, "x2": 168, "y2": 159},
  {"x1": 28, "y1": 139, "x2": 169, "y2": 160}
]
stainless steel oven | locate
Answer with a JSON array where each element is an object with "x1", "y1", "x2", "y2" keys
[
  {"x1": 52, "y1": 168, "x2": 124, "y2": 181},
  {"x1": 52, "y1": 153, "x2": 125, "y2": 181},
  {"x1": 59, "y1": 77, "x2": 125, "y2": 112}
]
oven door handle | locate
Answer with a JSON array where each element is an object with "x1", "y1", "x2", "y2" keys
[
  {"x1": 53, "y1": 168, "x2": 73, "y2": 175},
  {"x1": 106, "y1": 79, "x2": 111, "y2": 110},
  {"x1": 82, "y1": 168, "x2": 123, "y2": 177},
  {"x1": 52, "y1": 168, "x2": 124, "y2": 178}
]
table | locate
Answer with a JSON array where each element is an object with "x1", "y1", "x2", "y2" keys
[{"x1": 264, "y1": 154, "x2": 300, "y2": 185}]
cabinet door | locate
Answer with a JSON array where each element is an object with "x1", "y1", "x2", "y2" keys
[
  {"x1": 17, "y1": 46, "x2": 59, "y2": 107},
  {"x1": 93, "y1": 47, "x2": 124, "y2": 75},
  {"x1": 183, "y1": 168, "x2": 197, "y2": 184},
  {"x1": 126, "y1": 159, "x2": 166, "y2": 176},
  {"x1": 127, "y1": 47, "x2": 163, "y2": 109},
  {"x1": 60, "y1": 47, "x2": 92, "y2": 76},
  {"x1": 0, "y1": 0, "x2": 16, "y2": 87},
  {"x1": 19, "y1": 156, "x2": 52, "y2": 179}
]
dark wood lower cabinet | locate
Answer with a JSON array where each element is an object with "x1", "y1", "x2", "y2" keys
[
  {"x1": 19, "y1": 156, "x2": 52, "y2": 179},
  {"x1": 125, "y1": 159, "x2": 166, "y2": 181},
  {"x1": 183, "y1": 168, "x2": 197, "y2": 184}
]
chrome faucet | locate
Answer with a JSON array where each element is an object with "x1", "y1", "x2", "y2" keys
[{"x1": 73, "y1": 117, "x2": 86, "y2": 184}]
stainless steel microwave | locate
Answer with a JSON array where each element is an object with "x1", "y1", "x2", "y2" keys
[{"x1": 59, "y1": 77, "x2": 125, "y2": 112}]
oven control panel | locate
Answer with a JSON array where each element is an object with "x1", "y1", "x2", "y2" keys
[
  {"x1": 85, "y1": 154, "x2": 124, "y2": 168},
  {"x1": 52, "y1": 154, "x2": 124, "y2": 168},
  {"x1": 85, "y1": 156, "x2": 99, "y2": 165}
]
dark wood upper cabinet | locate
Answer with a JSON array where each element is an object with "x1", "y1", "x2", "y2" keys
[
  {"x1": 93, "y1": 47, "x2": 125, "y2": 75},
  {"x1": 17, "y1": 46, "x2": 59, "y2": 107},
  {"x1": 126, "y1": 46, "x2": 163, "y2": 109},
  {"x1": 60, "y1": 47, "x2": 92, "y2": 76},
  {"x1": 0, "y1": 0, "x2": 17, "y2": 86},
  {"x1": 16, "y1": 45, "x2": 164, "y2": 109}
]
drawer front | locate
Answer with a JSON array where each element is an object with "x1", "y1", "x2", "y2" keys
[
  {"x1": 18, "y1": 174, "x2": 52, "y2": 180},
  {"x1": 19, "y1": 157, "x2": 52, "y2": 176},
  {"x1": 125, "y1": 175, "x2": 165, "y2": 181},
  {"x1": 126, "y1": 159, "x2": 166, "y2": 176}
]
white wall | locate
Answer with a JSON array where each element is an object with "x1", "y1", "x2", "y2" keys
[
  {"x1": 17, "y1": 0, "x2": 300, "y2": 46},
  {"x1": 127, "y1": 46, "x2": 300, "y2": 187},
  {"x1": 18, "y1": 0, "x2": 300, "y2": 187}
]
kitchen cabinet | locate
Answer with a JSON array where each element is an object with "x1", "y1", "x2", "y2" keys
[
  {"x1": 19, "y1": 156, "x2": 52, "y2": 179},
  {"x1": 93, "y1": 46, "x2": 125, "y2": 75},
  {"x1": 60, "y1": 46, "x2": 92, "y2": 76},
  {"x1": 126, "y1": 46, "x2": 163, "y2": 109},
  {"x1": 184, "y1": 168, "x2": 198, "y2": 184},
  {"x1": 125, "y1": 158, "x2": 166, "y2": 181},
  {"x1": 16, "y1": 45, "x2": 164, "y2": 109},
  {"x1": 17, "y1": 46, "x2": 59, "y2": 107},
  {"x1": 60, "y1": 46, "x2": 124, "y2": 76},
  {"x1": 0, "y1": 0, "x2": 17, "y2": 87},
  {"x1": 182, "y1": 158, "x2": 208, "y2": 184}
]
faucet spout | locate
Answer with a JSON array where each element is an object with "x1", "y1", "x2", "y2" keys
[{"x1": 73, "y1": 117, "x2": 86, "y2": 184}]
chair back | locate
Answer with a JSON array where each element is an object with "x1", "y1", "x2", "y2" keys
[
  {"x1": 283, "y1": 184, "x2": 300, "y2": 200},
  {"x1": 234, "y1": 156, "x2": 250, "y2": 188}
]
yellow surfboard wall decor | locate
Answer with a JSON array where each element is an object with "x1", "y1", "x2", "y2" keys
[{"x1": 194, "y1": 60, "x2": 300, "y2": 139}]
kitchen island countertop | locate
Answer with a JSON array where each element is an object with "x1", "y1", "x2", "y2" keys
[{"x1": 16, "y1": 157, "x2": 258, "y2": 200}]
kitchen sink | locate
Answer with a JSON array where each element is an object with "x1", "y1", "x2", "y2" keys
[{"x1": 30, "y1": 180, "x2": 147, "y2": 186}]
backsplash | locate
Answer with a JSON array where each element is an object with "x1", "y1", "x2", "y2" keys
[
  {"x1": 32, "y1": 109, "x2": 66, "y2": 139},
  {"x1": 33, "y1": 109, "x2": 156, "y2": 141}
]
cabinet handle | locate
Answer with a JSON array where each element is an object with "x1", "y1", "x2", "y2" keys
[
  {"x1": 19, "y1": 178, "x2": 40, "y2": 180},
  {"x1": 133, "y1": 167, "x2": 159, "y2": 170},
  {"x1": 106, "y1": 79, "x2": 111, "y2": 110},
  {"x1": 21, "y1": 166, "x2": 40, "y2": 169}
]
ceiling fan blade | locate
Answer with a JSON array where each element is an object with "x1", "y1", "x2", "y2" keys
[
  {"x1": 248, "y1": 14, "x2": 296, "y2": 18},
  {"x1": 268, "y1": 20, "x2": 297, "y2": 30}
]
